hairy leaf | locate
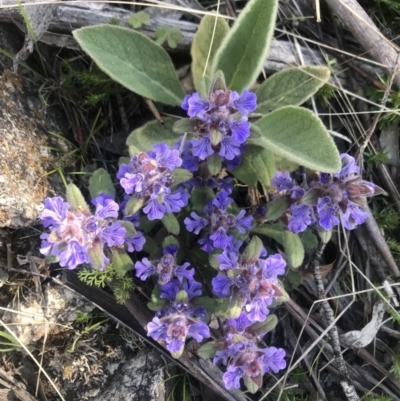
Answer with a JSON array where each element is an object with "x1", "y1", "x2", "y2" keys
[
  {"x1": 191, "y1": 14, "x2": 229, "y2": 92},
  {"x1": 112, "y1": 250, "x2": 134, "y2": 276},
  {"x1": 283, "y1": 230, "x2": 305, "y2": 268},
  {"x1": 66, "y1": 183, "x2": 89, "y2": 213},
  {"x1": 256, "y1": 66, "x2": 331, "y2": 113},
  {"x1": 89, "y1": 168, "x2": 115, "y2": 199},
  {"x1": 232, "y1": 145, "x2": 276, "y2": 187},
  {"x1": 162, "y1": 213, "x2": 180, "y2": 235},
  {"x1": 127, "y1": 117, "x2": 179, "y2": 153},
  {"x1": 73, "y1": 25, "x2": 185, "y2": 105},
  {"x1": 250, "y1": 106, "x2": 341, "y2": 172},
  {"x1": 211, "y1": 0, "x2": 278, "y2": 91}
]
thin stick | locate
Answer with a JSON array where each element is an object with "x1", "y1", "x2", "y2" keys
[{"x1": 311, "y1": 241, "x2": 360, "y2": 401}]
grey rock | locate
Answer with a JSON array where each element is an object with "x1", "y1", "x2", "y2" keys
[{"x1": 97, "y1": 349, "x2": 165, "y2": 401}]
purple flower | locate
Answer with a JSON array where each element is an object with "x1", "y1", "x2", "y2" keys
[
  {"x1": 317, "y1": 197, "x2": 340, "y2": 231},
  {"x1": 125, "y1": 231, "x2": 146, "y2": 252},
  {"x1": 118, "y1": 144, "x2": 187, "y2": 220},
  {"x1": 92, "y1": 194, "x2": 119, "y2": 219},
  {"x1": 184, "y1": 192, "x2": 253, "y2": 252},
  {"x1": 262, "y1": 347, "x2": 286, "y2": 373},
  {"x1": 288, "y1": 204, "x2": 315, "y2": 233},
  {"x1": 135, "y1": 258, "x2": 156, "y2": 280},
  {"x1": 341, "y1": 201, "x2": 368, "y2": 230},
  {"x1": 271, "y1": 171, "x2": 294, "y2": 192},
  {"x1": 40, "y1": 193, "x2": 132, "y2": 270},
  {"x1": 212, "y1": 274, "x2": 234, "y2": 297},
  {"x1": 41, "y1": 197, "x2": 69, "y2": 228},
  {"x1": 180, "y1": 82, "x2": 257, "y2": 169},
  {"x1": 223, "y1": 366, "x2": 244, "y2": 389}
]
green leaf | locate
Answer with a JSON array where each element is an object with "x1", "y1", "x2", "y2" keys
[
  {"x1": 127, "y1": 117, "x2": 179, "y2": 153},
  {"x1": 118, "y1": 220, "x2": 136, "y2": 237},
  {"x1": 243, "y1": 375, "x2": 259, "y2": 394},
  {"x1": 171, "y1": 168, "x2": 193, "y2": 187},
  {"x1": 207, "y1": 153, "x2": 222, "y2": 176},
  {"x1": 125, "y1": 197, "x2": 145, "y2": 216},
  {"x1": 191, "y1": 14, "x2": 230, "y2": 92},
  {"x1": 256, "y1": 66, "x2": 331, "y2": 114},
  {"x1": 191, "y1": 188, "x2": 214, "y2": 213},
  {"x1": 89, "y1": 168, "x2": 116, "y2": 199},
  {"x1": 87, "y1": 241, "x2": 106, "y2": 270},
  {"x1": 318, "y1": 227, "x2": 332, "y2": 244},
  {"x1": 143, "y1": 235, "x2": 159, "y2": 254},
  {"x1": 283, "y1": 230, "x2": 305, "y2": 268},
  {"x1": 171, "y1": 347, "x2": 184, "y2": 359},
  {"x1": 197, "y1": 341, "x2": 220, "y2": 359},
  {"x1": 242, "y1": 236, "x2": 263, "y2": 264},
  {"x1": 250, "y1": 106, "x2": 341, "y2": 172},
  {"x1": 73, "y1": 25, "x2": 185, "y2": 105},
  {"x1": 172, "y1": 118, "x2": 198, "y2": 134},
  {"x1": 232, "y1": 145, "x2": 276, "y2": 187},
  {"x1": 162, "y1": 235, "x2": 180, "y2": 249},
  {"x1": 161, "y1": 213, "x2": 180, "y2": 235},
  {"x1": 112, "y1": 250, "x2": 134, "y2": 276},
  {"x1": 266, "y1": 195, "x2": 291, "y2": 221},
  {"x1": 211, "y1": 0, "x2": 278, "y2": 91},
  {"x1": 128, "y1": 11, "x2": 150, "y2": 29},
  {"x1": 155, "y1": 26, "x2": 183, "y2": 49},
  {"x1": 66, "y1": 183, "x2": 90, "y2": 213},
  {"x1": 299, "y1": 228, "x2": 318, "y2": 250},
  {"x1": 250, "y1": 315, "x2": 278, "y2": 336},
  {"x1": 251, "y1": 223, "x2": 284, "y2": 244}
]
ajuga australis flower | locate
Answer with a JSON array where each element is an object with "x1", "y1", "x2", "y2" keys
[
  {"x1": 175, "y1": 73, "x2": 257, "y2": 170},
  {"x1": 271, "y1": 153, "x2": 384, "y2": 233},
  {"x1": 40, "y1": 194, "x2": 128, "y2": 270},
  {"x1": 118, "y1": 143, "x2": 189, "y2": 220}
]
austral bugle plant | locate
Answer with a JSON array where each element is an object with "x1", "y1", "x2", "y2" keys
[{"x1": 39, "y1": 0, "x2": 382, "y2": 394}]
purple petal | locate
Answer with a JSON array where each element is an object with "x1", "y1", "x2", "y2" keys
[
  {"x1": 317, "y1": 196, "x2": 340, "y2": 231},
  {"x1": 126, "y1": 231, "x2": 146, "y2": 252},
  {"x1": 219, "y1": 137, "x2": 241, "y2": 161},
  {"x1": 183, "y1": 279, "x2": 202, "y2": 299},
  {"x1": 216, "y1": 250, "x2": 238, "y2": 270},
  {"x1": 143, "y1": 197, "x2": 166, "y2": 220},
  {"x1": 160, "y1": 279, "x2": 180, "y2": 302},
  {"x1": 120, "y1": 173, "x2": 145, "y2": 195},
  {"x1": 100, "y1": 222, "x2": 126, "y2": 247},
  {"x1": 198, "y1": 235, "x2": 215, "y2": 252},
  {"x1": 235, "y1": 210, "x2": 253, "y2": 233},
  {"x1": 174, "y1": 263, "x2": 195, "y2": 282},
  {"x1": 92, "y1": 194, "x2": 119, "y2": 219},
  {"x1": 58, "y1": 241, "x2": 88, "y2": 269},
  {"x1": 184, "y1": 212, "x2": 209, "y2": 235},
  {"x1": 233, "y1": 90, "x2": 257, "y2": 115},
  {"x1": 246, "y1": 296, "x2": 270, "y2": 322},
  {"x1": 41, "y1": 197, "x2": 70, "y2": 228},
  {"x1": 288, "y1": 204, "x2": 315, "y2": 233},
  {"x1": 164, "y1": 188, "x2": 189, "y2": 213},
  {"x1": 271, "y1": 171, "x2": 294, "y2": 192},
  {"x1": 223, "y1": 366, "x2": 245, "y2": 389},
  {"x1": 212, "y1": 191, "x2": 234, "y2": 211},
  {"x1": 188, "y1": 321, "x2": 210, "y2": 342},
  {"x1": 262, "y1": 254, "x2": 286, "y2": 279},
  {"x1": 153, "y1": 143, "x2": 182, "y2": 170},
  {"x1": 210, "y1": 226, "x2": 230, "y2": 249},
  {"x1": 341, "y1": 202, "x2": 368, "y2": 230},
  {"x1": 187, "y1": 93, "x2": 211, "y2": 118},
  {"x1": 147, "y1": 317, "x2": 168, "y2": 341},
  {"x1": 229, "y1": 119, "x2": 251, "y2": 143},
  {"x1": 135, "y1": 258, "x2": 156, "y2": 280},
  {"x1": 262, "y1": 347, "x2": 286, "y2": 373},
  {"x1": 212, "y1": 274, "x2": 233, "y2": 297},
  {"x1": 191, "y1": 136, "x2": 214, "y2": 160}
]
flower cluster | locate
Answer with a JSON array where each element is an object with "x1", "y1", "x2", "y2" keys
[
  {"x1": 135, "y1": 245, "x2": 194, "y2": 285},
  {"x1": 271, "y1": 154, "x2": 383, "y2": 233},
  {"x1": 117, "y1": 143, "x2": 189, "y2": 220},
  {"x1": 40, "y1": 194, "x2": 144, "y2": 269},
  {"x1": 179, "y1": 79, "x2": 257, "y2": 170},
  {"x1": 147, "y1": 278, "x2": 210, "y2": 355},
  {"x1": 184, "y1": 191, "x2": 253, "y2": 252},
  {"x1": 212, "y1": 313, "x2": 286, "y2": 389},
  {"x1": 212, "y1": 237, "x2": 286, "y2": 322}
]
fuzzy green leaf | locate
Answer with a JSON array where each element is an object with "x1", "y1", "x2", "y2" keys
[
  {"x1": 118, "y1": 220, "x2": 136, "y2": 237},
  {"x1": 127, "y1": 117, "x2": 179, "y2": 153},
  {"x1": 207, "y1": 153, "x2": 222, "y2": 176},
  {"x1": 211, "y1": 0, "x2": 278, "y2": 91},
  {"x1": 197, "y1": 341, "x2": 220, "y2": 359},
  {"x1": 242, "y1": 236, "x2": 263, "y2": 264},
  {"x1": 73, "y1": 25, "x2": 185, "y2": 105},
  {"x1": 251, "y1": 315, "x2": 278, "y2": 336},
  {"x1": 232, "y1": 145, "x2": 276, "y2": 187},
  {"x1": 283, "y1": 230, "x2": 305, "y2": 268},
  {"x1": 299, "y1": 228, "x2": 318, "y2": 250},
  {"x1": 89, "y1": 168, "x2": 115, "y2": 199},
  {"x1": 161, "y1": 213, "x2": 180, "y2": 235},
  {"x1": 112, "y1": 250, "x2": 134, "y2": 276},
  {"x1": 243, "y1": 375, "x2": 259, "y2": 394},
  {"x1": 250, "y1": 106, "x2": 341, "y2": 172},
  {"x1": 162, "y1": 235, "x2": 180, "y2": 249},
  {"x1": 256, "y1": 66, "x2": 331, "y2": 114},
  {"x1": 125, "y1": 197, "x2": 145, "y2": 216},
  {"x1": 87, "y1": 241, "x2": 106, "y2": 270},
  {"x1": 128, "y1": 11, "x2": 150, "y2": 29},
  {"x1": 171, "y1": 168, "x2": 193, "y2": 187},
  {"x1": 66, "y1": 183, "x2": 90, "y2": 213},
  {"x1": 266, "y1": 195, "x2": 291, "y2": 221},
  {"x1": 251, "y1": 223, "x2": 284, "y2": 244},
  {"x1": 191, "y1": 14, "x2": 230, "y2": 92}
]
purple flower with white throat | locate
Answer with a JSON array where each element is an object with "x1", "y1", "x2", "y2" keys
[
  {"x1": 212, "y1": 237, "x2": 286, "y2": 322},
  {"x1": 184, "y1": 191, "x2": 253, "y2": 252},
  {"x1": 271, "y1": 153, "x2": 383, "y2": 233},
  {"x1": 118, "y1": 143, "x2": 189, "y2": 221},
  {"x1": 147, "y1": 278, "x2": 210, "y2": 355},
  {"x1": 135, "y1": 245, "x2": 194, "y2": 285},
  {"x1": 40, "y1": 194, "x2": 127, "y2": 270},
  {"x1": 177, "y1": 74, "x2": 257, "y2": 169}
]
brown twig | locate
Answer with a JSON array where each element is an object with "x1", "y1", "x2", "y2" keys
[{"x1": 311, "y1": 241, "x2": 360, "y2": 401}]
